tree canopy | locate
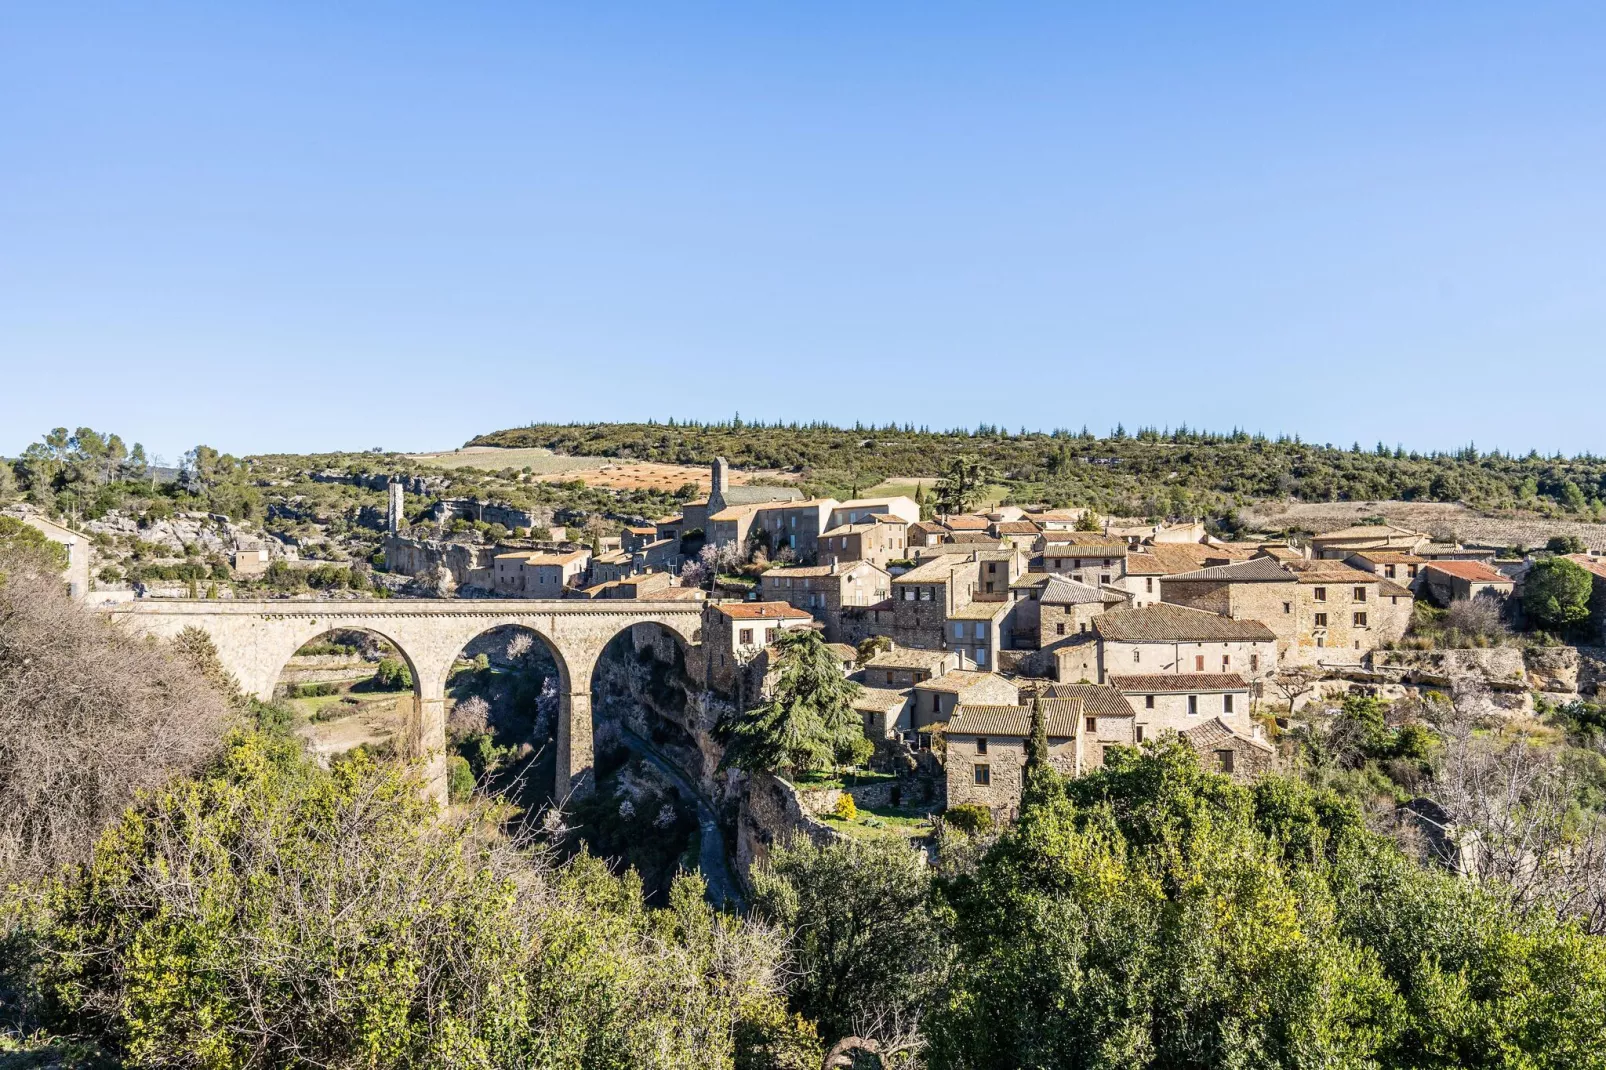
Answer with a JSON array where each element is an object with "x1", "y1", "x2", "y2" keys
[
  {"x1": 1523, "y1": 556, "x2": 1595, "y2": 632},
  {"x1": 720, "y1": 629, "x2": 863, "y2": 775}
]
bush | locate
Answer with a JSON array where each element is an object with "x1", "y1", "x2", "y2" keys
[
  {"x1": 19, "y1": 734, "x2": 802, "y2": 1069},
  {"x1": 944, "y1": 802, "x2": 995, "y2": 836},
  {"x1": 1548, "y1": 534, "x2": 1587, "y2": 555},
  {"x1": 286, "y1": 682, "x2": 339, "y2": 699},
  {"x1": 831, "y1": 793, "x2": 858, "y2": 821},
  {"x1": 374, "y1": 657, "x2": 412, "y2": 690},
  {"x1": 446, "y1": 755, "x2": 475, "y2": 803},
  {"x1": 1524, "y1": 556, "x2": 1594, "y2": 633}
]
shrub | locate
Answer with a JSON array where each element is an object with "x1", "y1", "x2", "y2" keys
[
  {"x1": 21, "y1": 735, "x2": 801, "y2": 1068},
  {"x1": 944, "y1": 803, "x2": 995, "y2": 836},
  {"x1": 286, "y1": 682, "x2": 339, "y2": 699},
  {"x1": 831, "y1": 793, "x2": 858, "y2": 821},
  {"x1": 374, "y1": 657, "x2": 412, "y2": 690},
  {"x1": 446, "y1": 755, "x2": 475, "y2": 803}
]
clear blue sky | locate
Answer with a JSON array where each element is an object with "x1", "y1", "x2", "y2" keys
[{"x1": 3, "y1": 2, "x2": 1603, "y2": 463}]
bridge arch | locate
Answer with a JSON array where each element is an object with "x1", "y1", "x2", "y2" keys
[{"x1": 102, "y1": 599, "x2": 706, "y2": 804}]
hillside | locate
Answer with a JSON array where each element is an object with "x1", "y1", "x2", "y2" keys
[{"x1": 469, "y1": 420, "x2": 1606, "y2": 530}]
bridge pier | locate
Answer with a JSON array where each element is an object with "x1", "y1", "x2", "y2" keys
[
  {"x1": 415, "y1": 688, "x2": 449, "y2": 804},
  {"x1": 554, "y1": 659, "x2": 595, "y2": 801}
]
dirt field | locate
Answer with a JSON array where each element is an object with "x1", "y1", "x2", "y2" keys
[
  {"x1": 409, "y1": 446, "x2": 800, "y2": 493},
  {"x1": 1241, "y1": 500, "x2": 1606, "y2": 551}
]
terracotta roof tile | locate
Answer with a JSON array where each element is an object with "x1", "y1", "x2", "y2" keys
[
  {"x1": 1423, "y1": 560, "x2": 1512, "y2": 583},
  {"x1": 715, "y1": 601, "x2": 813, "y2": 621},
  {"x1": 1029, "y1": 683, "x2": 1138, "y2": 718},
  {"x1": 1107, "y1": 672, "x2": 1249, "y2": 692},
  {"x1": 1093, "y1": 604, "x2": 1276, "y2": 642},
  {"x1": 947, "y1": 699, "x2": 1082, "y2": 736}
]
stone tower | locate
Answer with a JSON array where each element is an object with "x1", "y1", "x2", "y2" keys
[
  {"x1": 386, "y1": 480, "x2": 404, "y2": 535},
  {"x1": 709, "y1": 457, "x2": 730, "y2": 514}
]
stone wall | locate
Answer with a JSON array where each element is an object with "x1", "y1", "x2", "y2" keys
[{"x1": 735, "y1": 772, "x2": 840, "y2": 882}]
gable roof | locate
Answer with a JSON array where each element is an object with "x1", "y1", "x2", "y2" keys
[
  {"x1": 1108, "y1": 672, "x2": 1250, "y2": 693},
  {"x1": 1567, "y1": 554, "x2": 1606, "y2": 581},
  {"x1": 1031, "y1": 683, "x2": 1138, "y2": 719},
  {"x1": 1165, "y1": 556, "x2": 1294, "y2": 584},
  {"x1": 714, "y1": 601, "x2": 813, "y2": 621},
  {"x1": 1093, "y1": 604, "x2": 1276, "y2": 642},
  {"x1": 863, "y1": 647, "x2": 957, "y2": 671},
  {"x1": 915, "y1": 670, "x2": 1017, "y2": 695},
  {"x1": 940, "y1": 515, "x2": 991, "y2": 531},
  {"x1": 893, "y1": 554, "x2": 972, "y2": 583},
  {"x1": 947, "y1": 600, "x2": 1013, "y2": 621},
  {"x1": 947, "y1": 699, "x2": 1082, "y2": 737},
  {"x1": 1423, "y1": 560, "x2": 1513, "y2": 583},
  {"x1": 1181, "y1": 717, "x2": 1276, "y2": 753},
  {"x1": 1348, "y1": 551, "x2": 1427, "y2": 565},
  {"x1": 851, "y1": 686, "x2": 910, "y2": 713},
  {"x1": 719, "y1": 485, "x2": 807, "y2": 506},
  {"x1": 761, "y1": 560, "x2": 884, "y2": 579},
  {"x1": 1040, "y1": 575, "x2": 1126, "y2": 606}
]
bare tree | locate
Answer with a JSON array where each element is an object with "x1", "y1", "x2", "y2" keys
[
  {"x1": 1266, "y1": 667, "x2": 1323, "y2": 712},
  {"x1": 1432, "y1": 696, "x2": 1606, "y2": 934},
  {"x1": 0, "y1": 555, "x2": 235, "y2": 884}
]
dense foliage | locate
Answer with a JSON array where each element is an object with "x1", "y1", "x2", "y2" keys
[
  {"x1": 721, "y1": 630, "x2": 867, "y2": 775},
  {"x1": 13, "y1": 734, "x2": 815, "y2": 1070},
  {"x1": 1523, "y1": 556, "x2": 1596, "y2": 633},
  {"x1": 471, "y1": 420, "x2": 1606, "y2": 518}
]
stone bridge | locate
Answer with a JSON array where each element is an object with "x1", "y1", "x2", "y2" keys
[{"x1": 105, "y1": 599, "x2": 704, "y2": 800}]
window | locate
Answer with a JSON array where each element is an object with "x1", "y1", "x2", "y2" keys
[
  {"x1": 1146, "y1": 577, "x2": 1154, "y2": 592},
  {"x1": 1215, "y1": 749, "x2": 1235, "y2": 774},
  {"x1": 902, "y1": 587, "x2": 914, "y2": 601},
  {"x1": 1354, "y1": 612, "x2": 1368, "y2": 627},
  {"x1": 1145, "y1": 695, "x2": 1155, "y2": 709},
  {"x1": 1072, "y1": 572, "x2": 1083, "y2": 583},
  {"x1": 1056, "y1": 623, "x2": 1066, "y2": 636},
  {"x1": 974, "y1": 622, "x2": 986, "y2": 638},
  {"x1": 975, "y1": 737, "x2": 988, "y2": 755},
  {"x1": 1353, "y1": 587, "x2": 1367, "y2": 602},
  {"x1": 987, "y1": 562, "x2": 997, "y2": 574},
  {"x1": 920, "y1": 587, "x2": 932, "y2": 601},
  {"x1": 1195, "y1": 655, "x2": 1206, "y2": 671},
  {"x1": 1223, "y1": 694, "x2": 1234, "y2": 714},
  {"x1": 1313, "y1": 587, "x2": 1327, "y2": 602},
  {"x1": 984, "y1": 581, "x2": 995, "y2": 593},
  {"x1": 1133, "y1": 649, "x2": 1141, "y2": 663},
  {"x1": 973, "y1": 764, "x2": 991, "y2": 786},
  {"x1": 1385, "y1": 564, "x2": 1397, "y2": 579},
  {"x1": 1283, "y1": 602, "x2": 1292, "y2": 614},
  {"x1": 1250, "y1": 653, "x2": 1259, "y2": 672},
  {"x1": 975, "y1": 648, "x2": 987, "y2": 666},
  {"x1": 1086, "y1": 716, "x2": 1097, "y2": 732},
  {"x1": 739, "y1": 628, "x2": 753, "y2": 645},
  {"x1": 1080, "y1": 622, "x2": 1089, "y2": 633},
  {"x1": 1103, "y1": 558, "x2": 1112, "y2": 567},
  {"x1": 1135, "y1": 725, "x2": 1146, "y2": 743},
  {"x1": 954, "y1": 622, "x2": 965, "y2": 638},
  {"x1": 1188, "y1": 695, "x2": 1199, "y2": 715},
  {"x1": 1222, "y1": 655, "x2": 1231, "y2": 670},
  {"x1": 1314, "y1": 613, "x2": 1328, "y2": 628}
]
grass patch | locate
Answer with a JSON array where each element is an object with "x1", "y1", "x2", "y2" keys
[
  {"x1": 793, "y1": 769, "x2": 900, "y2": 791},
  {"x1": 820, "y1": 804, "x2": 937, "y2": 842}
]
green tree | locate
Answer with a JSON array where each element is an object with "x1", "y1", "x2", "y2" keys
[
  {"x1": 721, "y1": 629, "x2": 862, "y2": 775},
  {"x1": 1523, "y1": 556, "x2": 1594, "y2": 633},
  {"x1": 374, "y1": 657, "x2": 412, "y2": 690},
  {"x1": 751, "y1": 837, "x2": 949, "y2": 1049},
  {"x1": 933, "y1": 456, "x2": 994, "y2": 515},
  {"x1": 0, "y1": 515, "x2": 69, "y2": 576},
  {"x1": 1547, "y1": 534, "x2": 1587, "y2": 555}
]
